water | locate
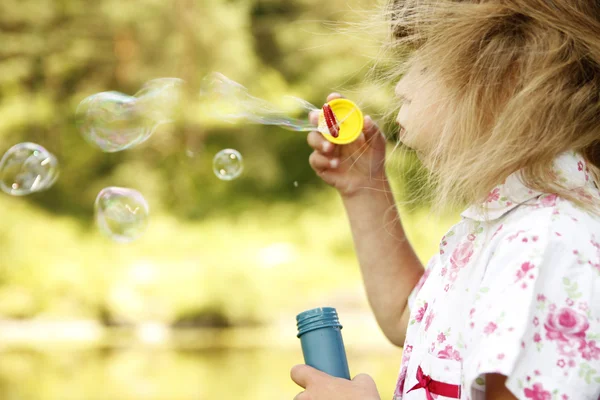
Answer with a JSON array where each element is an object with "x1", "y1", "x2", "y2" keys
[{"x1": 0, "y1": 346, "x2": 401, "y2": 400}]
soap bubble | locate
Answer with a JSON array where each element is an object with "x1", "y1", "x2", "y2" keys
[
  {"x1": 95, "y1": 187, "x2": 149, "y2": 243},
  {"x1": 200, "y1": 72, "x2": 327, "y2": 133},
  {"x1": 0, "y1": 142, "x2": 59, "y2": 196},
  {"x1": 134, "y1": 78, "x2": 185, "y2": 124},
  {"x1": 212, "y1": 149, "x2": 244, "y2": 181},
  {"x1": 76, "y1": 91, "x2": 156, "y2": 152},
  {"x1": 76, "y1": 78, "x2": 184, "y2": 152}
]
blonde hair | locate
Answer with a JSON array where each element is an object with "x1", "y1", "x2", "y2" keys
[{"x1": 381, "y1": 0, "x2": 600, "y2": 215}]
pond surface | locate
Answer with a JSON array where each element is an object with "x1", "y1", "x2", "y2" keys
[{"x1": 0, "y1": 346, "x2": 402, "y2": 400}]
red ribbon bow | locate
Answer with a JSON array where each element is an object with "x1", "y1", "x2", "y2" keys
[{"x1": 407, "y1": 366, "x2": 461, "y2": 400}]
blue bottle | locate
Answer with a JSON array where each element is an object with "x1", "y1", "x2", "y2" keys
[{"x1": 296, "y1": 307, "x2": 351, "y2": 379}]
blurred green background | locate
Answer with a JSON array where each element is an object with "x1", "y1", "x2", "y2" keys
[{"x1": 0, "y1": 0, "x2": 458, "y2": 398}]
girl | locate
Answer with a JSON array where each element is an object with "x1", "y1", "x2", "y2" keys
[{"x1": 291, "y1": 1, "x2": 600, "y2": 399}]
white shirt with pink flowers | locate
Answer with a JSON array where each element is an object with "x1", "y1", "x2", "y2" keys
[{"x1": 393, "y1": 152, "x2": 600, "y2": 400}]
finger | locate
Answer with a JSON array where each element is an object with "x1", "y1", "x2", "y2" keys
[
  {"x1": 309, "y1": 151, "x2": 339, "y2": 171},
  {"x1": 326, "y1": 92, "x2": 344, "y2": 102},
  {"x1": 353, "y1": 373, "x2": 376, "y2": 386},
  {"x1": 363, "y1": 116, "x2": 380, "y2": 141},
  {"x1": 307, "y1": 130, "x2": 335, "y2": 154},
  {"x1": 291, "y1": 364, "x2": 331, "y2": 389},
  {"x1": 352, "y1": 373, "x2": 379, "y2": 392},
  {"x1": 293, "y1": 391, "x2": 311, "y2": 400},
  {"x1": 290, "y1": 364, "x2": 312, "y2": 388},
  {"x1": 309, "y1": 110, "x2": 319, "y2": 126}
]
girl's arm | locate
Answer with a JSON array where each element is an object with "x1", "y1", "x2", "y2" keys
[
  {"x1": 486, "y1": 374, "x2": 518, "y2": 400},
  {"x1": 342, "y1": 177, "x2": 423, "y2": 346}
]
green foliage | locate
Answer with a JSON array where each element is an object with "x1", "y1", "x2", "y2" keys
[{"x1": 0, "y1": 0, "x2": 449, "y2": 325}]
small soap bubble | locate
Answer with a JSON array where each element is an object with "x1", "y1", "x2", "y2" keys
[
  {"x1": 0, "y1": 142, "x2": 59, "y2": 196},
  {"x1": 212, "y1": 149, "x2": 243, "y2": 181},
  {"x1": 95, "y1": 187, "x2": 149, "y2": 243},
  {"x1": 293, "y1": 181, "x2": 299, "y2": 187}
]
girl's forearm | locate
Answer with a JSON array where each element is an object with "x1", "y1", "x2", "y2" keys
[{"x1": 342, "y1": 176, "x2": 424, "y2": 346}]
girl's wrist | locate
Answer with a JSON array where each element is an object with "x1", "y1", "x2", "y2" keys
[{"x1": 340, "y1": 173, "x2": 390, "y2": 201}]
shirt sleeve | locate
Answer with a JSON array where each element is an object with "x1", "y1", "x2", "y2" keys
[{"x1": 463, "y1": 218, "x2": 600, "y2": 400}]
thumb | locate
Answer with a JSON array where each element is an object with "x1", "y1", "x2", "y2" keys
[
  {"x1": 291, "y1": 365, "x2": 329, "y2": 388},
  {"x1": 353, "y1": 373, "x2": 377, "y2": 388}
]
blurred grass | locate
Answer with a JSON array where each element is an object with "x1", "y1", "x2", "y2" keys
[{"x1": 0, "y1": 182, "x2": 458, "y2": 324}]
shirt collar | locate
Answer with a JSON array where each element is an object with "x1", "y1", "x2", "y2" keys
[{"x1": 461, "y1": 151, "x2": 596, "y2": 221}]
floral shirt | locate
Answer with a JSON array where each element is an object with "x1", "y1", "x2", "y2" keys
[{"x1": 393, "y1": 152, "x2": 600, "y2": 400}]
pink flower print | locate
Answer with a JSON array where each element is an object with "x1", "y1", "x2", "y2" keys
[
  {"x1": 544, "y1": 307, "x2": 590, "y2": 342},
  {"x1": 557, "y1": 359, "x2": 566, "y2": 368},
  {"x1": 555, "y1": 232, "x2": 562, "y2": 237},
  {"x1": 449, "y1": 270, "x2": 459, "y2": 282},
  {"x1": 395, "y1": 344, "x2": 413, "y2": 395},
  {"x1": 487, "y1": 188, "x2": 500, "y2": 203},
  {"x1": 450, "y1": 241, "x2": 474, "y2": 269},
  {"x1": 440, "y1": 267, "x2": 447, "y2": 276},
  {"x1": 484, "y1": 322, "x2": 498, "y2": 335},
  {"x1": 395, "y1": 366, "x2": 409, "y2": 395},
  {"x1": 524, "y1": 383, "x2": 551, "y2": 400},
  {"x1": 438, "y1": 345, "x2": 462, "y2": 361},
  {"x1": 515, "y1": 262, "x2": 535, "y2": 282},
  {"x1": 467, "y1": 233, "x2": 476, "y2": 241},
  {"x1": 532, "y1": 236, "x2": 539, "y2": 242},
  {"x1": 533, "y1": 317, "x2": 539, "y2": 326},
  {"x1": 557, "y1": 341, "x2": 579, "y2": 358},
  {"x1": 534, "y1": 370, "x2": 541, "y2": 376},
  {"x1": 413, "y1": 268, "x2": 432, "y2": 297},
  {"x1": 566, "y1": 298, "x2": 574, "y2": 306},
  {"x1": 537, "y1": 294, "x2": 546, "y2": 302},
  {"x1": 533, "y1": 333, "x2": 542, "y2": 343},
  {"x1": 549, "y1": 304, "x2": 556, "y2": 312},
  {"x1": 444, "y1": 284, "x2": 450, "y2": 292},
  {"x1": 562, "y1": 395, "x2": 569, "y2": 400},
  {"x1": 579, "y1": 302, "x2": 588, "y2": 312},
  {"x1": 492, "y1": 224, "x2": 503, "y2": 239},
  {"x1": 497, "y1": 353, "x2": 505, "y2": 360},
  {"x1": 568, "y1": 359, "x2": 576, "y2": 368},
  {"x1": 425, "y1": 311, "x2": 435, "y2": 331},
  {"x1": 540, "y1": 194, "x2": 558, "y2": 207},
  {"x1": 469, "y1": 308, "x2": 476, "y2": 318},
  {"x1": 508, "y1": 230, "x2": 526, "y2": 242},
  {"x1": 437, "y1": 332, "x2": 446, "y2": 343},
  {"x1": 415, "y1": 302, "x2": 428, "y2": 323},
  {"x1": 578, "y1": 161, "x2": 584, "y2": 171},
  {"x1": 581, "y1": 340, "x2": 600, "y2": 361}
]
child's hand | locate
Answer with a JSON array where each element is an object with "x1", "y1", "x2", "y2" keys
[
  {"x1": 308, "y1": 93, "x2": 387, "y2": 197},
  {"x1": 291, "y1": 364, "x2": 380, "y2": 400}
]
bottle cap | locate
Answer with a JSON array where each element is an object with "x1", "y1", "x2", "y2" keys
[
  {"x1": 296, "y1": 307, "x2": 342, "y2": 337},
  {"x1": 318, "y1": 99, "x2": 363, "y2": 145}
]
